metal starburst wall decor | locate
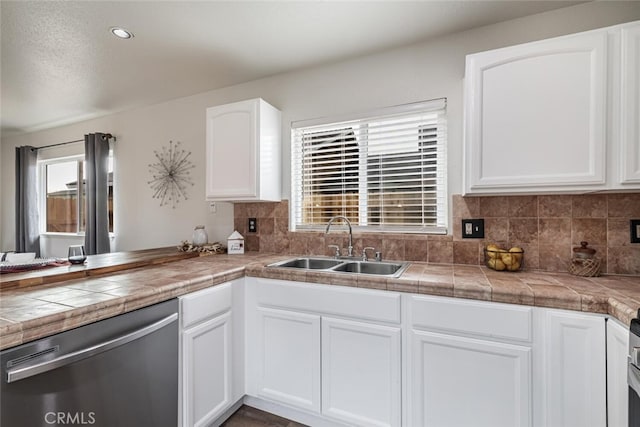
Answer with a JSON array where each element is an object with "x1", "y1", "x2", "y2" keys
[{"x1": 148, "y1": 140, "x2": 195, "y2": 208}]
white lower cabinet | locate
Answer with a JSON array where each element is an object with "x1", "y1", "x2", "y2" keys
[
  {"x1": 410, "y1": 330, "x2": 531, "y2": 427},
  {"x1": 246, "y1": 278, "x2": 402, "y2": 427},
  {"x1": 180, "y1": 280, "x2": 242, "y2": 427},
  {"x1": 607, "y1": 318, "x2": 629, "y2": 427},
  {"x1": 544, "y1": 310, "x2": 606, "y2": 427},
  {"x1": 407, "y1": 295, "x2": 533, "y2": 427},
  {"x1": 255, "y1": 307, "x2": 321, "y2": 412},
  {"x1": 321, "y1": 317, "x2": 401, "y2": 427},
  {"x1": 238, "y1": 277, "x2": 615, "y2": 427},
  {"x1": 182, "y1": 312, "x2": 232, "y2": 427}
]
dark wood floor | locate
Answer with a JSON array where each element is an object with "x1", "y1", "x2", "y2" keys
[{"x1": 221, "y1": 405, "x2": 308, "y2": 427}]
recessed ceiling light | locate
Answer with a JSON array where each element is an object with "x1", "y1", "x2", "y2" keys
[{"x1": 110, "y1": 27, "x2": 134, "y2": 39}]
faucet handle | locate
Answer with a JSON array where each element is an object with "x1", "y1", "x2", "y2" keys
[
  {"x1": 328, "y1": 244, "x2": 341, "y2": 258},
  {"x1": 362, "y1": 247, "x2": 375, "y2": 261},
  {"x1": 375, "y1": 251, "x2": 382, "y2": 262}
]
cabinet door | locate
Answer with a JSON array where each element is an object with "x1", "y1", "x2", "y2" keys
[
  {"x1": 410, "y1": 330, "x2": 531, "y2": 427},
  {"x1": 256, "y1": 307, "x2": 321, "y2": 413},
  {"x1": 544, "y1": 310, "x2": 606, "y2": 427},
  {"x1": 620, "y1": 23, "x2": 640, "y2": 185},
  {"x1": 206, "y1": 100, "x2": 258, "y2": 199},
  {"x1": 464, "y1": 31, "x2": 607, "y2": 193},
  {"x1": 321, "y1": 317, "x2": 401, "y2": 427},
  {"x1": 182, "y1": 311, "x2": 232, "y2": 427},
  {"x1": 607, "y1": 318, "x2": 629, "y2": 427}
]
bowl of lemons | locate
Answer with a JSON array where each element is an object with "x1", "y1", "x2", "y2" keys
[{"x1": 484, "y1": 244, "x2": 524, "y2": 272}]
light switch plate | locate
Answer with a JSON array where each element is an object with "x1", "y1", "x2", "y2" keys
[
  {"x1": 461, "y1": 219, "x2": 484, "y2": 239},
  {"x1": 631, "y1": 219, "x2": 640, "y2": 243}
]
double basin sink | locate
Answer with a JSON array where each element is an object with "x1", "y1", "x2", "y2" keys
[{"x1": 268, "y1": 257, "x2": 410, "y2": 278}]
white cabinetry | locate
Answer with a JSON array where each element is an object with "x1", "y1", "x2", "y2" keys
[
  {"x1": 246, "y1": 278, "x2": 401, "y2": 427},
  {"x1": 205, "y1": 98, "x2": 281, "y2": 201},
  {"x1": 179, "y1": 280, "x2": 242, "y2": 427},
  {"x1": 407, "y1": 295, "x2": 533, "y2": 427},
  {"x1": 255, "y1": 307, "x2": 321, "y2": 412},
  {"x1": 182, "y1": 312, "x2": 231, "y2": 427},
  {"x1": 543, "y1": 310, "x2": 606, "y2": 427},
  {"x1": 321, "y1": 317, "x2": 401, "y2": 427},
  {"x1": 242, "y1": 277, "x2": 613, "y2": 427},
  {"x1": 464, "y1": 20, "x2": 640, "y2": 194},
  {"x1": 464, "y1": 30, "x2": 607, "y2": 194},
  {"x1": 620, "y1": 22, "x2": 640, "y2": 185},
  {"x1": 607, "y1": 318, "x2": 629, "y2": 427}
]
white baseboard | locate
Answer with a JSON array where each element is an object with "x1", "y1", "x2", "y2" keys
[
  {"x1": 209, "y1": 398, "x2": 244, "y2": 427},
  {"x1": 243, "y1": 395, "x2": 351, "y2": 427}
]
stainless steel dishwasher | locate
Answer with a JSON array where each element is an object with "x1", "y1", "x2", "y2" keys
[{"x1": 1, "y1": 298, "x2": 178, "y2": 427}]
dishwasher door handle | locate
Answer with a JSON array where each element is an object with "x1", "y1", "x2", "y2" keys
[{"x1": 6, "y1": 313, "x2": 178, "y2": 383}]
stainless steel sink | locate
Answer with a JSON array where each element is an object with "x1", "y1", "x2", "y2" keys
[
  {"x1": 331, "y1": 261, "x2": 408, "y2": 276},
  {"x1": 270, "y1": 257, "x2": 344, "y2": 269},
  {"x1": 267, "y1": 257, "x2": 410, "y2": 277}
]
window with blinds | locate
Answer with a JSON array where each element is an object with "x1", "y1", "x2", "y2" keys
[{"x1": 291, "y1": 99, "x2": 447, "y2": 233}]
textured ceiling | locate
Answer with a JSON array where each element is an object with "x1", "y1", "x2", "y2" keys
[{"x1": 1, "y1": 1, "x2": 584, "y2": 136}]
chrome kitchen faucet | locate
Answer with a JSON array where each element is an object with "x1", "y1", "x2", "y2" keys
[{"x1": 325, "y1": 216, "x2": 354, "y2": 258}]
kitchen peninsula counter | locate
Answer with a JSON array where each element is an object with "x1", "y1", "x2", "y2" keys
[
  {"x1": 1, "y1": 250, "x2": 639, "y2": 350},
  {"x1": 0, "y1": 246, "x2": 200, "y2": 290}
]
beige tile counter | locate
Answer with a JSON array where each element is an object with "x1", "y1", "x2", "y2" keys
[
  {"x1": 0, "y1": 246, "x2": 200, "y2": 290},
  {"x1": 0, "y1": 253, "x2": 266, "y2": 350},
  {"x1": 1, "y1": 251, "x2": 640, "y2": 350}
]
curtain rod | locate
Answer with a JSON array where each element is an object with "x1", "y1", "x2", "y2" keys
[{"x1": 33, "y1": 133, "x2": 116, "y2": 151}]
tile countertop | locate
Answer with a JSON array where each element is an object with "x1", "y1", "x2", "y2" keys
[
  {"x1": 0, "y1": 246, "x2": 200, "y2": 290},
  {"x1": 1, "y1": 251, "x2": 640, "y2": 350}
]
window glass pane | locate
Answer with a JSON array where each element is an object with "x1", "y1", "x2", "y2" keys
[
  {"x1": 301, "y1": 128, "x2": 359, "y2": 225},
  {"x1": 367, "y1": 124, "x2": 439, "y2": 226},
  {"x1": 46, "y1": 161, "x2": 78, "y2": 232},
  {"x1": 292, "y1": 99, "x2": 447, "y2": 233},
  {"x1": 42, "y1": 150, "x2": 115, "y2": 235}
]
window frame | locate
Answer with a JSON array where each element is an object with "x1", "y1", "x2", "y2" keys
[
  {"x1": 38, "y1": 153, "x2": 114, "y2": 236},
  {"x1": 290, "y1": 99, "x2": 447, "y2": 234}
]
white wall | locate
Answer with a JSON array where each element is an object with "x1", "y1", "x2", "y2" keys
[{"x1": 2, "y1": 2, "x2": 639, "y2": 256}]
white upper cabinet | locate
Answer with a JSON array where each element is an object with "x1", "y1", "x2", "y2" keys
[
  {"x1": 620, "y1": 23, "x2": 640, "y2": 185},
  {"x1": 205, "y1": 98, "x2": 281, "y2": 201},
  {"x1": 464, "y1": 21, "x2": 640, "y2": 194}
]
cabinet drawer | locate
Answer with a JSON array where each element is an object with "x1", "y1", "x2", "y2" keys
[
  {"x1": 180, "y1": 282, "x2": 232, "y2": 329},
  {"x1": 254, "y1": 278, "x2": 401, "y2": 324},
  {"x1": 410, "y1": 295, "x2": 532, "y2": 342}
]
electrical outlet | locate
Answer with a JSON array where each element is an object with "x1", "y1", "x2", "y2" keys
[
  {"x1": 461, "y1": 218, "x2": 484, "y2": 239},
  {"x1": 248, "y1": 218, "x2": 257, "y2": 233},
  {"x1": 208, "y1": 202, "x2": 217, "y2": 214},
  {"x1": 631, "y1": 219, "x2": 640, "y2": 243}
]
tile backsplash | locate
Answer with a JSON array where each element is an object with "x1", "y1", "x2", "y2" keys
[{"x1": 234, "y1": 193, "x2": 640, "y2": 275}]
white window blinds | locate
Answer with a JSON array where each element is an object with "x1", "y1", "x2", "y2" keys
[{"x1": 291, "y1": 99, "x2": 447, "y2": 233}]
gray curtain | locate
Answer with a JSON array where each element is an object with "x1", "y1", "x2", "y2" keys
[
  {"x1": 84, "y1": 133, "x2": 110, "y2": 255},
  {"x1": 15, "y1": 146, "x2": 40, "y2": 256}
]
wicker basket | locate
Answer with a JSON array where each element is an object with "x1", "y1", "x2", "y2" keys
[
  {"x1": 568, "y1": 258, "x2": 601, "y2": 277},
  {"x1": 484, "y1": 248, "x2": 524, "y2": 272}
]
